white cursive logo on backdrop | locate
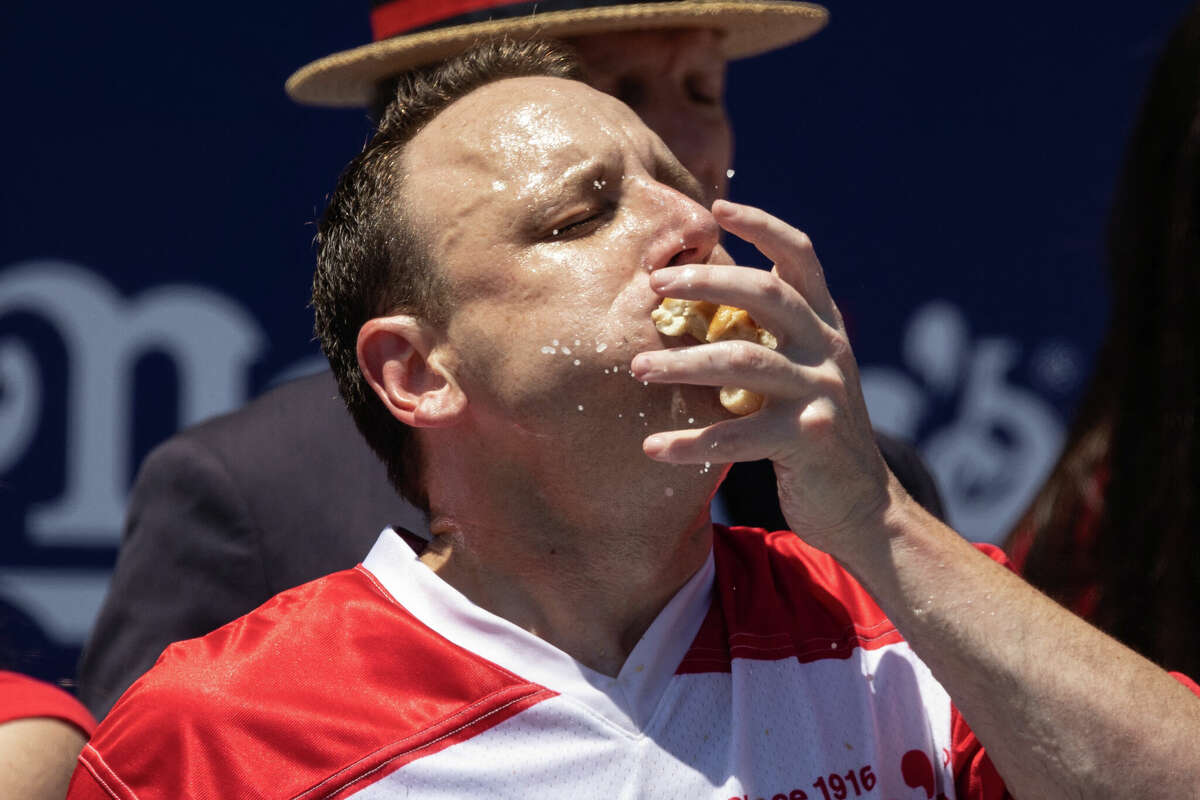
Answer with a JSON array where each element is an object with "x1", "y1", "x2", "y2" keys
[
  {"x1": 862, "y1": 300, "x2": 1077, "y2": 544},
  {"x1": 0, "y1": 261, "x2": 266, "y2": 546}
]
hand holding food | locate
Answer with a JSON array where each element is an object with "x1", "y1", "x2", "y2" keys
[{"x1": 651, "y1": 297, "x2": 777, "y2": 414}]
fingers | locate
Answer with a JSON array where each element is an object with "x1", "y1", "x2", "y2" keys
[
  {"x1": 649, "y1": 264, "x2": 828, "y2": 350},
  {"x1": 631, "y1": 340, "x2": 836, "y2": 398},
  {"x1": 641, "y1": 406, "x2": 826, "y2": 464},
  {"x1": 711, "y1": 199, "x2": 839, "y2": 328}
]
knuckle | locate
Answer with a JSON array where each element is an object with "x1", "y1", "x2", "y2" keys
[
  {"x1": 758, "y1": 276, "x2": 787, "y2": 306},
  {"x1": 825, "y1": 328, "x2": 853, "y2": 360},
  {"x1": 725, "y1": 341, "x2": 767, "y2": 372},
  {"x1": 813, "y1": 362, "x2": 847, "y2": 391}
]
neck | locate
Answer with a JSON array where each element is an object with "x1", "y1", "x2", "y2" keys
[{"x1": 418, "y1": 428, "x2": 721, "y2": 675}]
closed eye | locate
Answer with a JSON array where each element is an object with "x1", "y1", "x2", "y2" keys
[
  {"x1": 547, "y1": 203, "x2": 615, "y2": 240},
  {"x1": 685, "y1": 74, "x2": 721, "y2": 106}
]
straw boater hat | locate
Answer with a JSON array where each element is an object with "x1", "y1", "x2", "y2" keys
[{"x1": 286, "y1": 0, "x2": 829, "y2": 108}]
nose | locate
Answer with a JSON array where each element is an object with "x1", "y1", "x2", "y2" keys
[{"x1": 641, "y1": 180, "x2": 721, "y2": 271}]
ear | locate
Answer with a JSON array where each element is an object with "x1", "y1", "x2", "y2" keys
[{"x1": 357, "y1": 315, "x2": 467, "y2": 428}]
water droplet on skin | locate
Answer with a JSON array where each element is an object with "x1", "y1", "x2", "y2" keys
[
  {"x1": 573, "y1": 339, "x2": 581, "y2": 346},
  {"x1": 492, "y1": 180, "x2": 507, "y2": 191},
  {"x1": 561, "y1": 346, "x2": 571, "y2": 355},
  {"x1": 573, "y1": 359, "x2": 581, "y2": 366},
  {"x1": 704, "y1": 461, "x2": 711, "y2": 469},
  {"x1": 687, "y1": 418, "x2": 695, "y2": 424},
  {"x1": 596, "y1": 343, "x2": 608, "y2": 353},
  {"x1": 541, "y1": 346, "x2": 556, "y2": 354},
  {"x1": 642, "y1": 381, "x2": 648, "y2": 386},
  {"x1": 726, "y1": 169, "x2": 735, "y2": 179},
  {"x1": 552, "y1": 339, "x2": 560, "y2": 346},
  {"x1": 577, "y1": 405, "x2": 584, "y2": 411},
  {"x1": 637, "y1": 412, "x2": 645, "y2": 418}
]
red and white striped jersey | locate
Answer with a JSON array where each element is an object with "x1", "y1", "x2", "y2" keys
[{"x1": 70, "y1": 526, "x2": 1010, "y2": 800}]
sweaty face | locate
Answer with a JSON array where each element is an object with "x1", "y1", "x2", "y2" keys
[
  {"x1": 569, "y1": 29, "x2": 732, "y2": 204},
  {"x1": 402, "y1": 77, "x2": 730, "y2": 452}
]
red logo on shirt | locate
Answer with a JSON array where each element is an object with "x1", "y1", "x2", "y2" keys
[{"x1": 900, "y1": 750, "x2": 948, "y2": 800}]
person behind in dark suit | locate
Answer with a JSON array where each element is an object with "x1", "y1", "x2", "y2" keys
[{"x1": 78, "y1": 0, "x2": 942, "y2": 719}]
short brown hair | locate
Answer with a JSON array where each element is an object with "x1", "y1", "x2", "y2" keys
[{"x1": 312, "y1": 39, "x2": 583, "y2": 512}]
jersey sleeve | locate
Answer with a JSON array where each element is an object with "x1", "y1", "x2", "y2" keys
[{"x1": 0, "y1": 671, "x2": 96, "y2": 736}]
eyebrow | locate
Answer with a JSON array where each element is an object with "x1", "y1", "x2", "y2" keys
[
  {"x1": 528, "y1": 157, "x2": 607, "y2": 208},
  {"x1": 658, "y1": 157, "x2": 707, "y2": 207}
]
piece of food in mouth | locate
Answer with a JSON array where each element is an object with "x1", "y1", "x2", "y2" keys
[{"x1": 651, "y1": 298, "x2": 777, "y2": 415}]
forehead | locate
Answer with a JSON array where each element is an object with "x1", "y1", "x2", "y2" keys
[
  {"x1": 568, "y1": 27, "x2": 726, "y2": 76},
  {"x1": 403, "y1": 76, "x2": 659, "y2": 199}
]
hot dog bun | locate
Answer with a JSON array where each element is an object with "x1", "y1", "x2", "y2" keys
[{"x1": 651, "y1": 298, "x2": 776, "y2": 414}]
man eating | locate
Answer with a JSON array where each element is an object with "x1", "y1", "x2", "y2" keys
[
  {"x1": 69, "y1": 41, "x2": 1200, "y2": 799},
  {"x1": 78, "y1": 0, "x2": 943, "y2": 720}
]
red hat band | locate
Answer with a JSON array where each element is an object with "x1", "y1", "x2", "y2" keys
[{"x1": 370, "y1": 0, "x2": 676, "y2": 41}]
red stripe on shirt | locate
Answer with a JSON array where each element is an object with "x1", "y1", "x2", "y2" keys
[{"x1": 71, "y1": 566, "x2": 554, "y2": 799}]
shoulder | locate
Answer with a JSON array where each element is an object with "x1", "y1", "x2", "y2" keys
[
  {"x1": 127, "y1": 370, "x2": 423, "y2": 570},
  {"x1": 81, "y1": 567, "x2": 548, "y2": 798},
  {"x1": 714, "y1": 526, "x2": 1009, "y2": 619},
  {"x1": 687, "y1": 527, "x2": 903, "y2": 670},
  {"x1": 154, "y1": 370, "x2": 352, "y2": 461},
  {"x1": 714, "y1": 525, "x2": 888, "y2": 623},
  {"x1": 129, "y1": 371, "x2": 354, "y2": 494}
]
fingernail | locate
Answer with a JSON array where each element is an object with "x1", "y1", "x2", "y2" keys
[{"x1": 644, "y1": 435, "x2": 667, "y2": 455}]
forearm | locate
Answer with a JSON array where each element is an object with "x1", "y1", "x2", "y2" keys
[{"x1": 839, "y1": 477, "x2": 1200, "y2": 798}]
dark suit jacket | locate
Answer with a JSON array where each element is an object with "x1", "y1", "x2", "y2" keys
[{"x1": 77, "y1": 370, "x2": 942, "y2": 718}]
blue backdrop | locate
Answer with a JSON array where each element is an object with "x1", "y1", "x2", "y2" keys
[{"x1": 1, "y1": 1, "x2": 1191, "y2": 689}]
